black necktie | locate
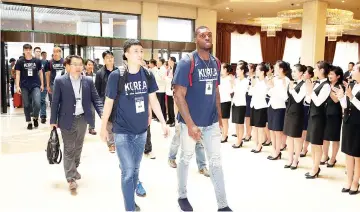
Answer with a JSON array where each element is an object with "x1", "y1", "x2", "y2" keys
[{"x1": 314, "y1": 80, "x2": 320, "y2": 84}]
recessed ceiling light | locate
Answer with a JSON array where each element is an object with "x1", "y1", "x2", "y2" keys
[
  {"x1": 248, "y1": 13, "x2": 251, "y2": 15},
  {"x1": 226, "y1": 7, "x2": 230, "y2": 10},
  {"x1": 220, "y1": 18, "x2": 223, "y2": 21},
  {"x1": 296, "y1": 3, "x2": 300, "y2": 6},
  {"x1": 342, "y1": 1, "x2": 345, "y2": 3},
  {"x1": 233, "y1": 22, "x2": 236, "y2": 24}
]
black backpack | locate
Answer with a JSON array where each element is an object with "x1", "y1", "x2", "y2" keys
[
  {"x1": 108, "y1": 67, "x2": 153, "y2": 123},
  {"x1": 46, "y1": 127, "x2": 62, "y2": 164}
]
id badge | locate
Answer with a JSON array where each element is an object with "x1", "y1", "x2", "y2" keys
[
  {"x1": 56, "y1": 70, "x2": 62, "y2": 77},
  {"x1": 75, "y1": 98, "x2": 82, "y2": 110},
  {"x1": 135, "y1": 97, "x2": 145, "y2": 113},
  {"x1": 205, "y1": 80, "x2": 213, "y2": 95},
  {"x1": 27, "y1": 69, "x2": 33, "y2": 76}
]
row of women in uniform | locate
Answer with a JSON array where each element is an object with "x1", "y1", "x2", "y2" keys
[{"x1": 218, "y1": 60, "x2": 360, "y2": 195}]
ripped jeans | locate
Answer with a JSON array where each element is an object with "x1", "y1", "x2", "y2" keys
[{"x1": 177, "y1": 122, "x2": 228, "y2": 209}]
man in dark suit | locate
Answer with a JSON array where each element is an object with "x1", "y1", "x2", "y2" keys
[
  {"x1": 50, "y1": 55, "x2": 103, "y2": 192},
  {"x1": 344, "y1": 62, "x2": 355, "y2": 82}
]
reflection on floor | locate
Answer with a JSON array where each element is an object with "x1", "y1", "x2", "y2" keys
[{"x1": 0, "y1": 107, "x2": 359, "y2": 212}]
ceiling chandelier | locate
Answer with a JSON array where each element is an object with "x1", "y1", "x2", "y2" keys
[
  {"x1": 252, "y1": 17, "x2": 290, "y2": 37},
  {"x1": 277, "y1": 8, "x2": 357, "y2": 41}
]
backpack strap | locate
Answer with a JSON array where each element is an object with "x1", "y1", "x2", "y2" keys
[
  {"x1": 213, "y1": 56, "x2": 221, "y2": 87},
  {"x1": 187, "y1": 53, "x2": 195, "y2": 87},
  {"x1": 109, "y1": 68, "x2": 126, "y2": 123}
]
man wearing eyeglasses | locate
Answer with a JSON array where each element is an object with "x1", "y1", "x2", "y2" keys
[{"x1": 50, "y1": 55, "x2": 103, "y2": 193}]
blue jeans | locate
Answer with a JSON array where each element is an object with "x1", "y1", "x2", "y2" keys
[
  {"x1": 177, "y1": 122, "x2": 228, "y2": 209},
  {"x1": 40, "y1": 88, "x2": 47, "y2": 117},
  {"x1": 168, "y1": 123, "x2": 207, "y2": 170},
  {"x1": 21, "y1": 87, "x2": 41, "y2": 122},
  {"x1": 114, "y1": 132, "x2": 147, "y2": 212}
]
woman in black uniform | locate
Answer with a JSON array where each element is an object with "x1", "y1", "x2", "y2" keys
[
  {"x1": 335, "y1": 63, "x2": 360, "y2": 195},
  {"x1": 244, "y1": 63, "x2": 256, "y2": 142},
  {"x1": 322, "y1": 66, "x2": 344, "y2": 167},
  {"x1": 300, "y1": 66, "x2": 314, "y2": 157},
  {"x1": 304, "y1": 61, "x2": 331, "y2": 179},
  {"x1": 283, "y1": 64, "x2": 306, "y2": 169}
]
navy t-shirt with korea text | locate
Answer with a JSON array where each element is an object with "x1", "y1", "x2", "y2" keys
[
  {"x1": 172, "y1": 51, "x2": 220, "y2": 127},
  {"x1": 45, "y1": 59, "x2": 65, "y2": 85},
  {"x1": 15, "y1": 58, "x2": 42, "y2": 90},
  {"x1": 106, "y1": 67, "x2": 158, "y2": 134}
]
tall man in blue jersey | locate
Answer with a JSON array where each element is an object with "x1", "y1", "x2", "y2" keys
[{"x1": 173, "y1": 26, "x2": 232, "y2": 211}]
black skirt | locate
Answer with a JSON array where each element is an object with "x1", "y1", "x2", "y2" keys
[
  {"x1": 250, "y1": 108, "x2": 267, "y2": 128},
  {"x1": 283, "y1": 114, "x2": 304, "y2": 138},
  {"x1": 267, "y1": 107, "x2": 285, "y2": 131},
  {"x1": 341, "y1": 122, "x2": 360, "y2": 157},
  {"x1": 232, "y1": 105, "x2": 246, "y2": 124},
  {"x1": 221, "y1": 102, "x2": 231, "y2": 119},
  {"x1": 245, "y1": 93, "x2": 252, "y2": 117},
  {"x1": 323, "y1": 115, "x2": 342, "y2": 141},
  {"x1": 306, "y1": 115, "x2": 326, "y2": 145},
  {"x1": 303, "y1": 106, "x2": 310, "y2": 130}
]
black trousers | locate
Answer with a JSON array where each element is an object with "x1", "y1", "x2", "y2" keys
[
  {"x1": 156, "y1": 92, "x2": 166, "y2": 121},
  {"x1": 144, "y1": 125, "x2": 152, "y2": 154},
  {"x1": 167, "y1": 95, "x2": 175, "y2": 123}
]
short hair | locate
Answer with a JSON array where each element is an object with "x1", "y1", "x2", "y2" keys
[
  {"x1": 9, "y1": 58, "x2": 16, "y2": 63},
  {"x1": 306, "y1": 66, "x2": 314, "y2": 78},
  {"x1": 41, "y1": 51, "x2": 47, "y2": 55},
  {"x1": 158, "y1": 58, "x2": 165, "y2": 65},
  {"x1": 330, "y1": 66, "x2": 344, "y2": 84},
  {"x1": 195, "y1": 26, "x2": 209, "y2": 37},
  {"x1": 23, "y1": 44, "x2": 32, "y2": 50},
  {"x1": 63, "y1": 56, "x2": 71, "y2": 66},
  {"x1": 53, "y1": 47, "x2": 62, "y2": 53},
  {"x1": 65, "y1": 55, "x2": 83, "y2": 65},
  {"x1": 123, "y1": 39, "x2": 142, "y2": 53},
  {"x1": 34, "y1": 47, "x2": 41, "y2": 52},
  {"x1": 349, "y1": 62, "x2": 355, "y2": 66},
  {"x1": 85, "y1": 59, "x2": 94, "y2": 66},
  {"x1": 102, "y1": 50, "x2": 113, "y2": 59},
  {"x1": 150, "y1": 59, "x2": 157, "y2": 66},
  {"x1": 316, "y1": 61, "x2": 331, "y2": 77},
  {"x1": 169, "y1": 56, "x2": 177, "y2": 63}
]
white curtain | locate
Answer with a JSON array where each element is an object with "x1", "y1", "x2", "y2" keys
[
  {"x1": 333, "y1": 41, "x2": 359, "y2": 71},
  {"x1": 158, "y1": 17, "x2": 193, "y2": 42},
  {"x1": 230, "y1": 32, "x2": 262, "y2": 64},
  {"x1": 283, "y1": 37, "x2": 302, "y2": 66}
]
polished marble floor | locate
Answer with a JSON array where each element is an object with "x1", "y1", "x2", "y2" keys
[{"x1": 0, "y1": 106, "x2": 359, "y2": 212}]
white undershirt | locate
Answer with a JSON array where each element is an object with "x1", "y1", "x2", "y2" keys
[
  {"x1": 232, "y1": 77, "x2": 249, "y2": 106},
  {"x1": 219, "y1": 75, "x2": 233, "y2": 103}
]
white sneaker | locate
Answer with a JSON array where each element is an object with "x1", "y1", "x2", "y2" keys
[{"x1": 145, "y1": 152, "x2": 156, "y2": 159}]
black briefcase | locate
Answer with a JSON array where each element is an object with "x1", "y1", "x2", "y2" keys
[{"x1": 46, "y1": 127, "x2": 62, "y2": 164}]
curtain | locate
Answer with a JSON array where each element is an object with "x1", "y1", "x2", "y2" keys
[
  {"x1": 333, "y1": 41, "x2": 359, "y2": 71},
  {"x1": 260, "y1": 31, "x2": 287, "y2": 64},
  {"x1": 324, "y1": 37, "x2": 337, "y2": 64},
  {"x1": 283, "y1": 37, "x2": 302, "y2": 66},
  {"x1": 230, "y1": 32, "x2": 262, "y2": 63}
]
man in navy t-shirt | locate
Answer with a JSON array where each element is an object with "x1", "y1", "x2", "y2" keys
[
  {"x1": 45, "y1": 47, "x2": 65, "y2": 104},
  {"x1": 15, "y1": 44, "x2": 44, "y2": 130},
  {"x1": 100, "y1": 39, "x2": 169, "y2": 212},
  {"x1": 172, "y1": 26, "x2": 232, "y2": 211}
]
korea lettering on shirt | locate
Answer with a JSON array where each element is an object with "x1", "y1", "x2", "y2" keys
[
  {"x1": 124, "y1": 79, "x2": 148, "y2": 113},
  {"x1": 24, "y1": 62, "x2": 36, "y2": 77},
  {"x1": 198, "y1": 67, "x2": 218, "y2": 95},
  {"x1": 53, "y1": 63, "x2": 64, "y2": 77}
]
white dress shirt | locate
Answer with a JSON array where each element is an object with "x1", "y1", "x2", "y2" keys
[
  {"x1": 289, "y1": 80, "x2": 306, "y2": 103},
  {"x1": 249, "y1": 78, "x2": 269, "y2": 109},
  {"x1": 340, "y1": 83, "x2": 360, "y2": 110},
  {"x1": 165, "y1": 68, "x2": 173, "y2": 96},
  {"x1": 219, "y1": 75, "x2": 233, "y2": 103},
  {"x1": 305, "y1": 78, "x2": 331, "y2": 106},
  {"x1": 233, "y1": 77, "x2": 249, "y2": 106},
  {"x1": 155, "y1": 65, "x2": 167, "y2": 93},
  {"x1": 268, "y1": 76, "x2": 290, "y2": 109},
  {"x1": 70, "y1": 75, "x2": 84, "y2": 115}
]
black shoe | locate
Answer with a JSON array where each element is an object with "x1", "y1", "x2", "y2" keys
[
  {"x1": 349, "y1": 185, "x2": 359, "y2": 195},
  {"x1": 290, "y1": 161, "x2": 299, "y2": 170},
  {"x1": 262, "y1": 141, "x2": 272, "y2": 146},
  {"x1": 178, "y1": 198, "x2": 193, "y2": 211},
  {"x1": 305, "y1": 168, "x2": 321, "y2": 179},
  {"x1": 268, "y1": 152, "x2": 282, "y2": 160},
  {"x1": 41, "y1": 118, "x2": 46, "y2": 124},
  {"x1": 218, "y1": 206, "x2": 232, "y2": 211},
  {"x1": 253, "y1": 146, "x2": 262, "y2": 153},
  {"x1": 232, "y1": 134, "x2": 237, "y2": 137},
  {"x1": 300, "y1": 151, "x2": 308, "y2": 157},
  {"x1": 33, "y1": 119, "x2": 39, "y2": 128},
  {"x1": 27, "y1": 123, "x2": 33, "y2": 130},
  {"x1": 221, "y1": 136, "x2": 228, "y2": 143},
  {"x1": 327, "y1": 160, "x2": 337, "y2": 168},
  {"x1": 243, "y1": 136, "x2": 252, "y2": 142},
  {"x1": 135, "y1": 203, "x2": 141, "y2": 211},
  {"x1": 342, "y1": 188, "x2": 350, "y2": 193},
  {"x1": 320, "y1": 157, "x2": 329, "y2": 165},
  {"x1": 232, "y1": 141, "x2": 243, "y2": 148},
  {"x1": 284, "y1": 163, "x2": 292, "y2": 169},
  {"x1": 280, "y1": 144, "x2": 287, "y2": 151}
]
